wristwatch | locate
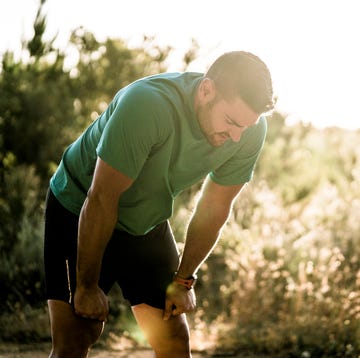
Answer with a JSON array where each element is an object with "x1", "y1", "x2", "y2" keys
[{"x1": 173, "y1": 272, "x2": 197, "y2": 290}]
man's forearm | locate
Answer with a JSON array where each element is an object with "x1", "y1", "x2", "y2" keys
[
  {"x1": 76, "y1": 194, "x2": 118, "y2": 288},
  {"x1": 176, "y1": 202, "x2": 231, "y2": 278},
  {"x1": 176, "y1": 178, "x2": 244, "y2": 279}
]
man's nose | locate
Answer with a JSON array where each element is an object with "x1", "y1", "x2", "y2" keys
[{"x1": 229, "y1": 127, "x2": 245, "y2": 142}]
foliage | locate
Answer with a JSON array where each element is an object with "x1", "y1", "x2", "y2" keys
[
  {"x1": 0, "y1": 0, "x2": 173, "y2": 317},
  {"x1": 0, "y1": 165, "x2": 43, "y2": 299},
  {"x1": 175, "y1": 119, "x2": 360, "y2": 357},
  {"x1": 1, "y1": 1, "x2": 359, "y2": 356}
]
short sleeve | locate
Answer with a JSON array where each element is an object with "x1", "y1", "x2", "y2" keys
[
  {"x1": 210, "y1": 116, "x2": 267, "y2": 185},
  {"x1": 96, "y1": 84, "x2": 171, "y2": 179}
]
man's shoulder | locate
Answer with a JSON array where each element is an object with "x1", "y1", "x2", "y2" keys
[
  {"x1": 130, "y1": 72, "x2": 203, "y2": 94},
  {"x1": 232, "y1": 116, "x2": 267, "y2": 152},
  {"x1": 114, "y1": 72, "x2": 202, "y2": 115},
  {"x1": 246, "y1": 116, "x2": 267, "y2": 138},
  {"x1": 256, "y1": 116, "x2": 267, "y2": 130}
]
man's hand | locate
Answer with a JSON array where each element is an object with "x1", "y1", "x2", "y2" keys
[
  {"x1": 163, "y1": 282, "x2": 196, "y2": 321},
  {"x1": 74, "y1": 285, "x2": 109, "y2": 322}
]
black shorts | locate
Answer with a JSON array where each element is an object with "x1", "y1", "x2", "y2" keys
[{"x1": 44, "y1": 189, "x2": 179, "y2": 309}]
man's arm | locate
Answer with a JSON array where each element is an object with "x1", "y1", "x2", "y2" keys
[
  {"x1": 74, "y1": 157, "x2": 133, "y2": 321},
  {"x1": 164, "y1": 176, "x2": 246, "y2": 320}
]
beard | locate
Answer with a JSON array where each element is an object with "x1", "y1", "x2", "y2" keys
[
  {"x1": 196, "y1": 99, "x2": 229, "y2": 147},
  {"x1": 208, "y1": 133, "x2": 230, "y2": 147}
]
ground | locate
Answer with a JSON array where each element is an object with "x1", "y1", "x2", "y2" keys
[
  {"x1": 1, "y1": 343, "x2": 187, "y2": 357},
  {"x1": 0, "y1": 343, "x2": 269, "y2": 358}
]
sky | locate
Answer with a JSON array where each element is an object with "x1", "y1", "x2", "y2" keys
[{"x1": 1, "y1": 0, "x2": 359, "y2": 130}]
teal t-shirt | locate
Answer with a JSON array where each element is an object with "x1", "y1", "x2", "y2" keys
[{"x1": 50, "y1": 72, "x2": 267, "y2": 235}]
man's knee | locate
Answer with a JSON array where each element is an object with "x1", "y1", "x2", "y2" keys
[
  {"x1": 52, "y1": 323, "x2": 103, "y2": 358},
  {"x1": 48, "y1": 300, "x2": 104, "y2": 358},
  {"x1": 149, "y1": 316, "x2": 191, "y2": 356},
  {"x1": 132, "y1": 304, "x2": 191, "y2": 357},
  {"x1": 165, "y1": 317, "x2": 190, "y2": 344},
  {"x1": 49, "y1": 344, "x2": 89, "y2": 358},
  {"x1": 53, "y1": 320, "x2": 102, "y2": 347}
]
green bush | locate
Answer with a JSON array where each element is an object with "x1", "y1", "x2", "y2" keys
[
  {"x1": 179, "y1": 123, "x2": 360, "y2": 357},
  {"x1": 0, "y1": 165, "x2": 45, "y2": 313}
]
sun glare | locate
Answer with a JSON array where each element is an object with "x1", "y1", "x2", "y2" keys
[{"x1": 1, "y1": 0, "x2": 359, "y2": 129}]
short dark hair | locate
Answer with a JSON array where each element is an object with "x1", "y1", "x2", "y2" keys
[{"x1": 205, "y1": 51, "x2": 275, "y2": 114}]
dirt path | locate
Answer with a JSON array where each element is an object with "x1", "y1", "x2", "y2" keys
[
  {"x1": 0, "y1": 343, "x2": 244, "y2": 358},
  {"x1": 0, "y1": 344, "x2": 164, "y2": 357},
  {"x1": 0, "y1": 343, "x2": 166, "y2": 357},
  {"x1": 1, "y1": 343, "x2": 152, "y2": 358},
  {"x1": 0, "y1": 343, "x2": 270, "y2": 358}
]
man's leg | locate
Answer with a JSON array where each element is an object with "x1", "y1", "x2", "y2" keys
[
  {"x1": 132, "y1": 303, "x2": 191, "y2": 358},
  {"x1": 48, "y1": 300, "x2": 104, "y2": 358}
]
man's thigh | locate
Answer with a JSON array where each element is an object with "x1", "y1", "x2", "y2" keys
[
  {"x1": 44, "y1": 189, "x2": 119, "y2": 303},
  {"x1": 102, "y1": 222, "x2": 180, "y2": 309},
  {"x1": 44, "y1": 189, "x2": 79, "y2": 303},
  {"x1": 44, "y1": 188, "x2": 179, "y2": 310}
]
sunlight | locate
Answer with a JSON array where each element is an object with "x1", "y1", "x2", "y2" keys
[{"x1": 1, "y1": 0, "x2": 360, "y2": 129}]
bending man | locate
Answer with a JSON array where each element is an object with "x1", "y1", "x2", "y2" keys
[{"x1": 44, "y1": 51, "x2": 275, "y2": 357}]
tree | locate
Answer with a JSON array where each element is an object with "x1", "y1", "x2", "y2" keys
[{"x1": 0, "y1": 0, "x2": 173, "y2": 313}]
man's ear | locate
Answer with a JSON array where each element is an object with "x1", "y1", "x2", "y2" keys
[{"x1": 199, "y1": 78, "x2": 217, "y2": 101}]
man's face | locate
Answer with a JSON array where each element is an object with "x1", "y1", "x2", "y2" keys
[{"x1": 196, "y1": 93, "x2": 260, "y2": 147}]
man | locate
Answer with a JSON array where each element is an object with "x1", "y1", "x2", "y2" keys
[{"x1": 44, "y1": 51, "x2": 274, "y2": 357}]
